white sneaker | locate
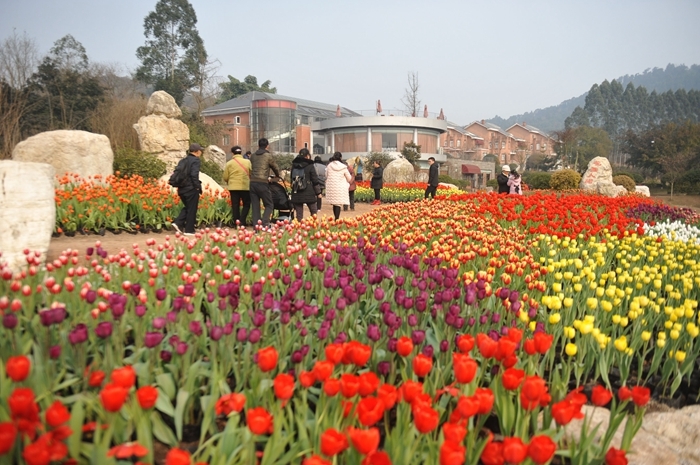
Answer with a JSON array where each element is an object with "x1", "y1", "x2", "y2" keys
[
  {"x1": 183, "y1": 232, "x2": 195, "y2": 237},
  {"x1": 172, "y1": 224, "x2": 182, "y2": 234}
]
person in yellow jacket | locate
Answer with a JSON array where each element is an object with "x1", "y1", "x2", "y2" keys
[{"x1": 223, "y1": 146, "x2": 252, "y2": 227}]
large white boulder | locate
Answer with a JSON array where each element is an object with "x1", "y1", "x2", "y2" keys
[
  {"x1": 146, "y1": 90, "x2": 182, "y2": 118},
  {"x1": 383, "y1": 156, "x2": 416, "y2": 184},
  {"x1": 12, "y1": 130, "x2": 113, "y2": 180},
  {"x1": 204, "y1": 145, "x2": 227, "y2": 171},
  {"x1": 133, "y1": 114, "x2": 189, "y2": 171},
  {"x1": 635, "y1": 185, "x2": 651, "y2": 197},
  {"x1": 0, "y1": 161, "x2": 55, "y2": 272},
  {"x1": 580, "y1": 156, "x2": 627, "y2": 196}
]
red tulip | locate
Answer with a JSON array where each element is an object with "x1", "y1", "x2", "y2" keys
[
  {"x1": 413, "y1": 404, "x2": 439, "y2": 433},
  {"x1": 358, "y1": 372, "x2": 380, "y2": 397},
  {"x1": 476, "y1": 334, "x2": 497, "y2": 358},
  {"x1": 502, "y1": 437, "x2": 528, "y2": 464},
  {"x1": 323, "y1": 378, "x2": 340, "y2": 397},
  {"x1": 136, "y1": 386, "x2": 159, "y2": 409},
  {"x1": 501, "y1": 367, "x2": 525, "y2": 391},
  {"x1": 215, "y1": 393, "x2": 245, "y2": 416},
  {"x1": 533, "y1": 332, "x2": 553, "y2": 354},
  {"x1": 299, "y1": 370, "x2": 316, "y2": 388},
  {"x1": 273, "y1": 373, "x2": 295, "y2": 401},
  {"x1": 456, "y1": 334, "x2": 474, "y2": 353},
  {"x1": 400, "y1": 381, "x2": 423, "y2": 404},
  {"x1": 551, "y1": 400, "x2": 582, "y2": 426},
  {"x1": 377, "y1": 384, "x2": 398, "y2": 410},
  {"x1": 440, "y1": 440, "x2": 465, "y2": 465},
  {"x1": 442, "y1": 421, "x2": 467, "y2": 443},
  {"x1": 257, "y1": 346, "x2": 278, "y2": 372},
  {"x1": 313, "y1": 360, "x2": 334, "y2": 382},
  {"x1": 164, "y1": 447, "x2": 191, "y2": 465},
  {"x1": 247, "y1": 407, "x2": 273, "y2": 435},
  {"x1": 361, "y1": 450, "x2": 392, "y2": 465},
  {"x1": 6, "y1": 355, "x2": 31, "y2": 382},
  {"x1": 357, "y1": 396, "x2": 385, "y2": 427},
  {"x1": 88, "y1": 370, "x2": 105, "y2": 387},
  {"x1": 474, "y1": 387, "x2": 494, "y2": 415},
  {"x1": 45, "y1": 401, "x2": 70, "y2": 427},
  {"x1": 110, "y1": 366, "x2": 136, "y2": 389},
  {"x1": 453, "y1": 353, "x2": 477, "y2": 384},
  {"x1": 456, "y1": 395, "x2": 479, "y2": 419},
  {"x1": 320, "y1": 428, "x2": 348, "y2": 456},
  {"x1": 631, "y1": 386, "x2": 650, "y2": 407},
  {"x1": 100, "y1": 383, "x2": 129, "y2": 412},
  {"x1": 527, "y1": 435, "x2": 556, "y2": 464},
  {"x1": 591, "y1": 385, "x2": 613, "y2": 407},
  {"x1": 519, "y1": 376, "x2": 548, "y2": 410},
  {"x1": 350, "y1": 343, "x2": 371, "y2": 367},
  {"x1": 481, "y1": 440, "x2": 504, "y2": 465},
  {"x1": 303, "y1": 455, "x2": 332, "y2": 465},
  {"x1": 396, "y1": 337, "x2": 413, "y2": 357},
  {"x1": 324, "y1": 344, "x2": 345, "y2": 365},
  {"x1": 348, "y1": 427, "x2": 380, "y2": 455},
  {"x1": 605, "y1": 447, "x2": 628, "y2": 465},
  {"x1": 618, "y1": 386, "x2": 632, "y2": 401},
  {"x1": 0, "y1": 422, "x2": 17, "y2": 455},
  {"x1": 412, "y1": 354, "x2": 433, "y2": 377},
  {"x1": 8, "y1": 387, "x2": 39, "y2": 420},
  {"x1": 340, "y1": 374, "x2": 360, "y2": 398}
]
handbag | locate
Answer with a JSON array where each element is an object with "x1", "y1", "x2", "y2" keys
[{"x1": 233, "y1": 158, "x2": 250, "y2": 177}]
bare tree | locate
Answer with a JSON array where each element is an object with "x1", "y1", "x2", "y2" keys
[
  {"x1": 0, "y1": 31, "x2": 38, "y2": 158},
  {"x1": 189, "y1": 57, "x2": 223, "y2": 115},
  {"x1": 401, "y1": 71, "x2": 421, "y2": 117}
]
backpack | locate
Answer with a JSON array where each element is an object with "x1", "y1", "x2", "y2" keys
[
  {"x1": 291, "y1": 165, "x2": 308, "y2": 193},
  {"x1": 168, "y1": 157, "x2": 190, "y2": 188}
]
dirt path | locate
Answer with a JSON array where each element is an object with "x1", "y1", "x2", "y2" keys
[{"x1": 47, "y1": 201, "x2": 380, "y2": 261}]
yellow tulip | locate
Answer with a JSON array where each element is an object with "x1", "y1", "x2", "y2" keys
[
  {"x1": 565, "y1": 343, "x2": 578, "y2": 356},
  {"x1": 614, "y1": 337, "x2": 628, "y2": 352},
  {"x1": 641, "y1": 331, "x2": 652, "y2": 341},
  {"x1": 549, "y1": 313, "x2": 561, "y2": 324},
  {"x1": 675, "y1": 350, "x2": 686, "y2": 363}
]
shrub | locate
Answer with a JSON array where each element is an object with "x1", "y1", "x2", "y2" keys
[
  {"x1": 613, "y1": 175, "x2": 636, "y2": 193},
  {"x1": 521, "y1": 171, "x2": 552, "y2": 190},
  {"x1": 486, "y1": 178, "x2": 498, "y2": 188},
  {"x1": 366, "y1": 152, "x2": 393, "y2": 168},
  {"x1": 549, "y1": 169, "x2": 581, "y2": 191},
  {"x1": 274, "y1": 154, "x2": 295, "y2": 174},
  {"x1": 113, "y1": 147, "x2": 166, "y2": 180},
  {"x1": 200, "y1": 156, "x2": 223, "y2": 183},
  {"x1": 613, "y1": 170, "x2": 644, "y2": 184},
  {"x1": 674, "y1": 170, "x2": 700, "y2": 194},
  {"x1": 438, "y1": 174, "x2": 469, "y2": 189}
]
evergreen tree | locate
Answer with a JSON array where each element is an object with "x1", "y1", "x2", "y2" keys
[
  {"x1": 216, "y1": 75, "x2": 277, "y2": 103},
  {"x1": 135, "y1": 0, "x2": 207, "y2": 105}
]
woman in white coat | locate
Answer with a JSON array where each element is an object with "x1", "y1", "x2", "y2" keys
[{"x1": 324, "y1": 152, "x2": 353, "y2": 220}]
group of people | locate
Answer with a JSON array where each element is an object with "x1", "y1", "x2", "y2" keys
[
  {"x1": 497, "y1": 165, "x2": 523, "y2": 195},
  {"x1": 169, "y1": 138, "x2": 388, "y2": 234}
]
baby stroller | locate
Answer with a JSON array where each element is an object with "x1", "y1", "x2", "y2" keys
[{"x1": 268, "y1": 177, "x2": 294, "y2": 223}]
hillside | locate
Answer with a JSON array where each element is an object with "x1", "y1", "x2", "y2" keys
[{"x1": 488, "y1": 64, "x2": 700, "y2": 133}]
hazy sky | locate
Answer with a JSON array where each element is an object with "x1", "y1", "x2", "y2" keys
[{"x1": 3, "y1": 0, "x2": 700, "y2": 125}]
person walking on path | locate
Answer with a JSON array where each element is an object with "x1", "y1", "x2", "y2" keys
[
  {"x1": 290, "y1": 148, "x2": 322, "y2": 220},
  {"x1": 354, "y1": 158, "x2": 364, "y2": 181},
  {"x1": 314, "y1": 156, "x2": 326, "y2": 211},
  {"x1": 508, "y1": 169, "x2": 523, "y2": 195},
  {"x1": 370, "y1": 160, "x2": 383, "y2": 205},
  {"x1": 223, "y1": 145, "x2": 251, "y2": 227},
  {"x1": 325, "y1": 152, "x2": 352, "y2": 220},
  {"x1": 172, "y1": 143, "x2": 203, "y2": 236},
  {"x1": 497, "y1": 165, "x2": 511, "y2": 194},
  {"x1": 344, "y1": 163, "x2": 357, "y2": 211},
  {"x1": 249, "y1": 138, "x2": 281, "y2": 228},
  {"x1": 425, "y1": 156, "x2": 439, "y2": 199}
]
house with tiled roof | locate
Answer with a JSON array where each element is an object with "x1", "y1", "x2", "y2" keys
[
  {"x1": 506, "y1": 122, "x2": 556, "y2": 162},
  {"x1": 464, "y1": 120, "x2": 522, "y2": 166}
]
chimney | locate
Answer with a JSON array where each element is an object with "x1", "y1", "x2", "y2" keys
[
  {"x1": 481, "y1": 119, "x2": 485, "y2": 124},
  {"x1": 523, "y1": 122, "x2": 527, "y2": 127}
]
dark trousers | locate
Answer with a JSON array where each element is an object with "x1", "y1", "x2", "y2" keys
[
  {"x1": 374, "y1": 188, "x2": 381, "y2": 201},
  {"x1": 229, "y1": 190, "x2": 251, "y2": 226},
  {"x1": 333, "y1": 205, "x2": 341, "y2": 220},
  {"x1": 250, "y1": 182, "x2": 273, "y2": 227},
  {"x1": 317, "y1": 195, "x2": 323, "y2": 211},
  {"x1": 293, "y1": 202, "x2": 318, "y2": 221},
  {"x1": 344, "y1": 190, "x2": 355, "y2": 211},
  {"x1": 425, "y1": 185, "x2": 438, "y2": 199},
  {"x1": 174, "y1": 189, "x2": 199, "y2": 233}
]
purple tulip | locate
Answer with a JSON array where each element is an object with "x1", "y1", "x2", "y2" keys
[
  {"x1": 422, "y1": 345, "x2": 434, "y2": 357},
  {"x1": 377, "y1": 361, "x2": 391, "y2": 377},
  {"x1": 387, "y1": 337, "x2": 397, "y2": 353},
  {"x1": 134, "y1": 305, "x2": 147, "y2": 317},
  {"x1": 440, "y1": 340, "x2": 450, "y2": 352},
  {"x1": 210, "y1": 326, "x2": 224, "y2": 341},
  {"x1": 183, "y1": 284, "x2": 195, "y2": 297},
  {"x1": 176, "y1": 341, "x2": 188, "y2": 355},
  {"x1": 491, "y1": 313, "x2": 501, "y2": 323},
  {"x1": 86, "y1": 247, "x2": 94, "y2": 256},
  {"x1": 189, "y1": 321, "x2": 203, "y2": 336},
  {"x1": 85, "y1": 290, "x2": 97, "y2": 304},
  {"x1": 236, "y1": 328, "x2": 248, "y2": 342},
  {"x1": 95, "y1": 322, "x2": 113, "y2": 338},
  {"x1": 411, "y1": 330, "x2": 426, "y2": 345},
  {"x1": 69, "y1": 324, "x2": 88, "y2": 345},
  {"x1": 367, "y1": 324, "x2": 381, "y2": 342},
  {"x1": 160, "y1": 350, "x2": 172, "y2": 362},
  {"x1": 317, "y1": 327, "x2": 329, "y2": 340},
  {"x1": 167, "y1": 311, "x2": 178, "y2": 323},
  {"x1": 291, "y1": 350, "x2": 303, "y2": 363},
  {"x1": 152, "y1": 317, "x2": 166, "y2": 329},
  {"x1": 145, "y1": 331, "x2": 164, "y2": 348},
  {"x1": 223, "y1": 322, "x2": 234, "y2": 335},
  {"x1": 374, "y1": 287, "x2": 385, "y2": 300},
  {"x1": 408, "y1": 314, "x2": 418, "y2": 326},
  {"x1": 2, "y1": 313, "x2": 18, "y2": 330},
  {"x1": 231, "y1": 313, "x2": 241, "y2": 324},
  {"x1": 49, "y1": 345, "x2": 61, "y2": 359},
  {"x1": 248, "y1": 329, "x2": 261, "y2": 343},
  {"x1": 156, "y1": 288, "x2": 167, "y2": 301}
]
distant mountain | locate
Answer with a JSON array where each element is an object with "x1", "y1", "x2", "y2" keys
[{"x1": 487, "y1": 64, "x2": 700, "y2": 134}]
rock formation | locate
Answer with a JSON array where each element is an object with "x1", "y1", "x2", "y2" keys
[
  {"x1": 133, "y1": 91, "x2": 189, "y2": 171},
  {"x1": 204, "y1": 145, "x2": 227, "y2": 171},
  {"x1": 12, "y1": 130, "x2": 113, "y2": 180},
  {"x1": 580, "y1": 157, "x2": 627, "y2": 197},
  {"x1": 0, "y1": 161, "x2": 55, "y2": 272},
  {"x1": 382, "y1": 156, "x2": 416, "y2": 184}
]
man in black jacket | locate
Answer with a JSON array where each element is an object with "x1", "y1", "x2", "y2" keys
[
  {"x1": 497, "y1": 165, "x2": 511, "y2": 194},
  {"x1": 249, "y1": 138, "x2": 281, "y2": 228},
  {"x1": 172, "y1": 143, "x2": 203, "y2": 236},
  {"x1": 424, "y1": 157, "x2": 439, "y2": 199},
  {"x1": 290, "y1": 148, "x2": 322, "y2": 220}
]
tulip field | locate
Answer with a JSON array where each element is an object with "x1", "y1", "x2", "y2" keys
[{"x1": 3, "y1": 180, "x2": 700, "y2": 465}]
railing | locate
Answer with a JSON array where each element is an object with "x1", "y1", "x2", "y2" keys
[{"x1": 353, "y1": 109, "x2": 442, "y2": 119}]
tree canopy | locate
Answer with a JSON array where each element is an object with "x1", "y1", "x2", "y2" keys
[
  {"x1": 135, "y1": 0, "x2": 207, "y2": 105},
  {"x1": 216, "y1": 75, "x2": 276, "y2": 103}
]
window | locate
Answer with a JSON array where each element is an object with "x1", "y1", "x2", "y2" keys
[
  {"x1": 223, "y1": 135, "x2": 230, "y2": 145},
  {"x1": 457, "y1": 139, "x2": 461, "y2": 147},
  {"x1": 235, "y1": 116, "x2": 241, "y2": 124},
  {"x1": 501, "y1": 154, "x2": 506, "y2": 162},
  {"x1": 304, "y1": 142, "x2": 308, "y2": 148},
  {"x1": 530, "y1": 144, "x2": 533, "y2": 150},
  {"x1": 444, "y1": 139, "x2": 448, "y2": 147},
  {"x1": 536, "y1": 143, "x2": 541, "y2": 150},
  {"x1": 449, "y1": 140, "x2": 453, "y2": 147},
  {"x1": 501, "y1": 142, "x2": 505, "y2": 149}
]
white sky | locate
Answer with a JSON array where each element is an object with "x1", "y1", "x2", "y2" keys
[{"x1": 2, "y1": 0, "x2": 699, "y2": 125}]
